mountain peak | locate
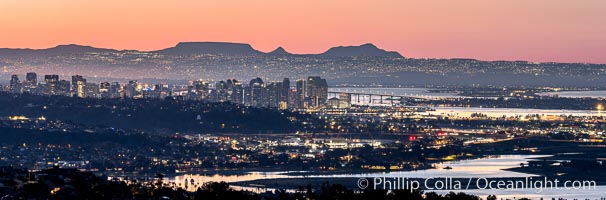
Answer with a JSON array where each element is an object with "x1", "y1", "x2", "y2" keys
[
  {"x1": 321, "y1": 43, "x2": 403, "y2": 58},
  {"x1": 360, "y1": 43, "x2": 377, "y2": 47},
  {"x1": 55, "y1": 44, "x2": 89, "y2": 48},
  {"x1": 268, "y1": 46, "x2": 291, "y2": 55}
]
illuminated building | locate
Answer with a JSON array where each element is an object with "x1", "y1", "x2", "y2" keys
[
  {"x1": 85, "y1": 82, "x2": 99, "y2": 98},
  {"x1": 56, "y1": 80, "x2": 71, "y2": 96},
  {"x1": 193, "y1": 80, "x2": 209, "y2": 100},
  {"x1": 281, "y1": 78, "x2": 290, "y2": 109},
  {"x1": 295, "y1": 79, "x2": 306, "y2": 108},
  {"x1": 71, "y1": 75, "x2": 86, "y2": 97},
  {"x1": 248, "y1": 77, "x2": 265, "y2": 107},
  {"x1": 306, "y1": 76, "x2": 328, "y2": 108},
  {"x1": 25, "y1": 72, "x2": 37, "y2": 87},
  {"x1": 44, "y1": 75, "x2": 59, "y2": 94},
  {"x1": 99, "y1": 82, "x2": 110, "y2": 98},
  {"x1": 109, "y1": 82, "x2": 120, "y2": 98},
  {"x1": 124, "y1": 80, "x2": 138, "y2": 98},
  {"x1": 227, "y1": 79, "x2": 243, "y2": 104},
  {"x1": 9, "y1": 74, "x2": 21, "y2": 93}
]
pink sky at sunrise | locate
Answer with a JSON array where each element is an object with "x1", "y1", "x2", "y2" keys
[{"x1": 0, "y1": 0, "x2": 605, "y2": 63}]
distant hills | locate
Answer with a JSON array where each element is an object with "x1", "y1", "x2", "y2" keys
[
  {"x1": 0, "y1": 44, "x2": 117, "y2": 57},
  {"x1": 3, "y1": 41, "x2": 606, "y2": 87},
  {"x1": 154, "y1": 42, "x2": 263, "y2": 56},
  {"x1": 0, "y1": 42, "x2": 405, "y2": 58},
  {"x1": 320, "y1": 43, "x2": 402, "y2": 58},
  {"x1": 268, "y1": 47, "x2": 290, "y2": 56}
]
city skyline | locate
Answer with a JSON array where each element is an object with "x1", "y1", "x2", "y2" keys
[
  {"x1": 2, "y1": 1, "x2": 606, "y2": 199},
  {"x1": 5, "y1": 71, "x2": 330, "y2": 110},
  {"x1": 1, "y1": 0, "x2": 605, "y2": 63}
]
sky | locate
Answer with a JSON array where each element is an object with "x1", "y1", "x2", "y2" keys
[{"x1": 0, "y1": 0, "x2": 605, "y2": 63}]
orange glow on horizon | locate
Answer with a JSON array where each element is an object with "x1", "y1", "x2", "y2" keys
[{"x1": 0, "y1": 0, "x2": 605, "y2": 63}]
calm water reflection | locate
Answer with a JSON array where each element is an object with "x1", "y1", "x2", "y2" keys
[
  {"x1": 171, "y1": 155, "x2": 542, "y2": 184},
  {"x1": 537, "y1": 90, "x2": 606, "y2": 98},
  {"x1": 309, "y1": 155, "x2": 539, "y2": 179},
  {"x1": 169, "y1": 155, "x2": 605, "y2": 198},
  {"x1": 429, "y1": 107, "x2": 603, "y2": 117}
]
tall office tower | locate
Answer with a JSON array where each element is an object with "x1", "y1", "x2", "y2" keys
[
  {"x1": 207, "y1": 87, "x2": 218, "y2": 102},
  {"x1": 22, "y1": 72, "x2": 38, "y2": 93},
  {"x1": 151, "y1": 84, "x2": 160, "y2": 99},
  {"x1": 260, "y1": 85, "x2": 270, "y2": 108},
  {"x1": 135, "y1": 82, "x2": 143, "y2": 98},
  {"x1": 75, "y1": 80, "x2": 86, "y2": 97},
  {"x1": 266, "y1": 82, "x2": 277, "y2": 108},
  {"x1": 85, "y1": 82, "x2": 99, "y2": 98},
  {"x1": 124, "y1": 80, "x2": 138, "y2": 98},
  {"x1": 192, "y1": 80, "x2": 208, "y2": 100},
  {"x1": 226, "y1": 79, "x2": 234, "y2": 102},
  {"x1": 44, "y1": 75, "x2": 59, "y2": 94},
  {"x1": 71, "y1": 75, "x2": 86, "y2": 96},
  {"x1": 157, "y1": 83, "x2": 169, "y2": 99},
  {"x1": 228, "y1": 79, "x2": 243, "y2": 104},
  {"x1": 109, "y1": 82, "x2": 120, "y2": 98},
  {"x1": 25, "y1": 72, "x2": 37, "y2": 86},
  {"x1": 9, "y1": 74, "x2": 21, "y2": 93},
  {"x1": 56, "y1": 80, "x2": 71, "y2": 96},
  {"x1": 37, "y1": 83, "x2": 49, "y2": 95},
  {"x1": 249, "y1": 77, "x2": 265, "y2": 107},
  {"x1": 288, "y1": 87, "x2": 297, "y2": 109},
  {"x1": 267, "y1": 82, "x2": 283, "y2": 108},
  {"x1": 306, "y1": 76, "x2": 328, "y2": 108},
  {"x1": 144, "y1": 86, "x2": 158, "y2": 99},
  {"x1": 99, "y1": 82, "x2": 110, "y2": 98},
  {"x1": 44, "y1": 74, "x2": 59, "y2": 83},
  {"x1": 243, "y1": 85, "x2": 252, "y2": 106},
  {"x1": 295, "y1": 79, "x2": 307, "y2": 108},
  {"x1": 282, "y1": 78, "x2": 290, "y2": 108},
  {"x1": 216, "y1": 81, "x2": 228, "y2": 102}
]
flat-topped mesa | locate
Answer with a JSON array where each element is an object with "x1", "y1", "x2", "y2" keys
[
  {"x1": 320, "y1": 43, "x2": 404, "y2": 58},
  {"x1": 155, "y1": 42, "x2": 264, "y2": 56}
]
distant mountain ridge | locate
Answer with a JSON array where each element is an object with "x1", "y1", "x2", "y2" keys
[
  {"x1": 0, "y1": 42, "x2": 405, "y2": 58},
  {"x1": 2, "y1": 42, "x2": 606, "y2": 87},
  {"x1": 0, "y1": 44, "x2": 118, "y2": 58},
  {"x1": 154, "y1": 42, "x2": 263, "y2": 56},
  {"x1": 49, "y1": 44, "x2": 117, "y2": 52},
  {"x1": 320, "y1": 43, "x2": 403, "y2": 58}
]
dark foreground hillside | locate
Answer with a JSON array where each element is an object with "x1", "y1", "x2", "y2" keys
[
  {"x1": 0, "y1": 166, "x2": 493, "y2": 200},
  {"x1": 0, "y1": 92, "x2": 324, "y2": 134}
]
